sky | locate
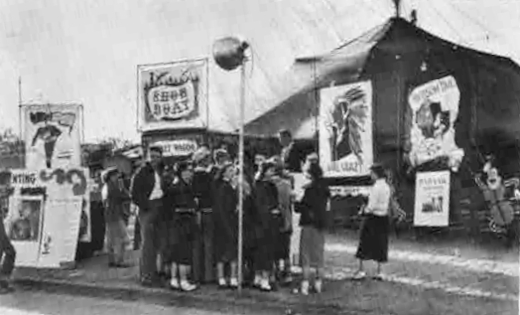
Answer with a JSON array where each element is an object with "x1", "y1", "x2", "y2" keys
[{"x1": 0, "y1": 0, "x2": 518, "y2": 142}]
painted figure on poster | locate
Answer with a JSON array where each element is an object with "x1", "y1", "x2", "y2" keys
[
  {"x1": 328, "y1": 87, "x2": 368, "y2": 163},
  {"x1": 407, "y1": 76, "x2": 464, "y2": 171},
  {"x1": 28, "y1": 111, "x2": 76, "y2": 169}
]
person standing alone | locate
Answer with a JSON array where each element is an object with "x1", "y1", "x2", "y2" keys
[{"x1": 131, "y1": 146, "x2": 164, "y2": 287}]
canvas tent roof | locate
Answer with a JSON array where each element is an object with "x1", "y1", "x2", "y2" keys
[{"x1": 244, "y1": 17, "x2": 520, "y2": 141}]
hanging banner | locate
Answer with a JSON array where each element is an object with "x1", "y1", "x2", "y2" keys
[
  {"x1": 4, "y1": 168, "x2": 91, "y2": 267},
  {"x1": 413, "y1": 171, "x2": 451, "y2": 227},
  {"x1": 319, "y1": 81, "x2": 374, "y2": 177},
  {"x1": 21, "y1": 104, "x2": 83, "y2": 171},
  {"x1": 137, "y1": 59, "x2": 208, "y2": 132},
  {"x1": 407, "y1": 76, "x2": 465, "y2": 171}
]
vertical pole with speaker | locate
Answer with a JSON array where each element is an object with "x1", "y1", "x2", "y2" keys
[{"x1": 213, "y1": 37, "x2": 250, "y2": 292}]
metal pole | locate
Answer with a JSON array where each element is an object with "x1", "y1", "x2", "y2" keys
[{"x1": 237, "y1": 62, "x2": 246, "y2": 292}]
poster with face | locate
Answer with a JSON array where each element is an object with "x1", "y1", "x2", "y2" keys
[
  {"x1": 137, "y1": 59, "x2": 208, "y2": 132},
  {"x1": 5, "y1": 168, "x2": 91, "y2": 267},
  {"x1": 319, "y1": 81, "x2": 373, "y2": 177},
  {"x1": 407, "y1": 76, "x2": 464, "y2": 171},
  {"x1": 22, "y1": 104, "x2": 83, "y2": 170}
]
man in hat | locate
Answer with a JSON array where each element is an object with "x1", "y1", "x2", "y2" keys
[
  {"x1": 0, "y1": 169, "x2": 16, "y2": 294},
  {"x1": 130, "y1": 146, "x2": 164, "y2": 286},
  {"x1": 191, "y1": 146, "x2": 216, "y2": 283}
]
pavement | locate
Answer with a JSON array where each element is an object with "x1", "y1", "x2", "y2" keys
[
  {"x1": 0, "y1": 290, "x2": 264, "y2": 315},
  {"x1": 11, "y1": 230, "x2": 520, "y2": 315}
]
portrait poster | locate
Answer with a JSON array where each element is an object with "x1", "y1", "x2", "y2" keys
[
  {"x1": 21, "y1": 104, "x2": 83, "y2": 171},
  {"x1": 137, "y1": 59, "x2": 208, "y2": 132},
  {"x1": 6, "y1": 168, "x2": 91, "y2": 267},
  {"x1": 413, "y1": 171, "x2": 451, "y2": 227},
  {"x1": 407, "y1": 76, "x2": 464, "y2": 170},
  {"x1": 5, "y1": 196, "x2": 44, "y2": 267},
  {"x1": 319, "y1": 81, "x2": 373, "y2": 178}
]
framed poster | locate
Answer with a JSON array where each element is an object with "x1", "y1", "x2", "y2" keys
[
  {"x1": 406, "y1": 76, "x2": 464, "y2": 171},
  {"x1": 5, "y1": 196, "x2": 45, "y2": 267},
  {"x1": 413, "y1": 171, "x2": 451, "y2": 227},
  {"x1": 137, "y1": 59, "x2": 208, "y2": 132},
  {"x1": 319, "y1": 81, "x2": 373, "y2": 177},
  {"x1": 21, "y1": 104, "x2": 84, "y2": 170}
]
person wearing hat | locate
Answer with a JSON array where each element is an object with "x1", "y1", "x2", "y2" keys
[
  {"x1": 0, "y1": 169, "x2": 16, "y2": 294},
  {"x1": 102, "y1": 167, "x2": 131, "y2": 268},
  {"x1": 353, "y1": 164, "x2": 391, "y2": 281},
  {"x1": 191, "y1": 146, "x2": 216, "y2": 283}
]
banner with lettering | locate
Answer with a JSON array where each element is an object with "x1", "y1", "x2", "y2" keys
[
  {"x1": 5, "y1": 168, "x2": 91, "y2": 267},
  {"x1": 319, "y1": 81, "x2": 373, "y2": 177},
  {"x1": 406, "y1": 76, "x2": 465, "y2": 171},
  {"x1": 413, "y1": 171, "x2": 451, "y2": 227},
  {"x1": 21, "y1": 104, "x2": 83, "y2": 171},
  {"x1": 151, "y1": 139, "x2": 198, "y2": 157},
  {"x1": 137, "y1": 59, "x2": 208, "y2": 132}
]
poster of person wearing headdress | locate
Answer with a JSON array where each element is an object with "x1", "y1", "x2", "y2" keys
[
  {"x1": 405, "y1": 76, "x2": 465, "y2": 171},
  {"x1": 319, "y1": 81, "x2": 373, "y2": 177},
  {"x1": 22, "y1": 104, "x2": 83, "y2": 170}
]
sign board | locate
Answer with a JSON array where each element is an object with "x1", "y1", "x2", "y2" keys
[
  {"x1": 137, "y1": 59, "x2": 208, "y2": 132},
  {"x1": 4, "y1": 168, "x2": 91, "y2": 267},
  {"x1": 21, "y1": 104, "x2": 84, "y2": 170},
  {"x1": 407, "y1": 76, "x2": 465, "y2": 170},
  {"x1": 413, "y1": 171, "x2": 451, "y2": 227},
  {"x1": 319, "y1": 81, "x2": 374, "y2": 177},
  {"x1": 152, "y1": 139, "x2": 198, "y2": 157}
]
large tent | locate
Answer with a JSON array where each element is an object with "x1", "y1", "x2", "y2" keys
[{"x1": 245, "y1": 17, "x2": 520, "y2": 177}]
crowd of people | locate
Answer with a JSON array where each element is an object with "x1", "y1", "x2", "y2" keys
[
  {"x1": 0, "y1": 130, "x2": 398, "y2": 296},
  {"x1": 99, "y1": 130, "x2": 399, "y2": 295}
]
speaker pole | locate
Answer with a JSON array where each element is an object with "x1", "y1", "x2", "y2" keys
[{"x1": 237, "y1": 61, "x2": 246, "y2": 292}]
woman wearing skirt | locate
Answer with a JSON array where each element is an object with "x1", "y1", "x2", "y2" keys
[
  {"x1": 354, "y1": 164, "x2": 391, "y2": 281},
  {"x1": 294, "y1": 163, "x2": 330, "y2": 295}
]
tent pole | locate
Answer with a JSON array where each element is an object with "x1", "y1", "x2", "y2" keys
[{"x1": 237, "y1": 61, "x2": 246, "y2": 293}]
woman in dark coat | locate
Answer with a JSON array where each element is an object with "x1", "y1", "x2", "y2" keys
[
  {"x1": 253, "y1": 161, "x2": 279, "y2": 291},
  {"x1": 294, "y1": 163, "x2": 330, "y2": 295},
  {"x1": 213, "y1": 163, "x2": 239, "y2": 288},
  {"x1": 168, "y1": 162, "x2": 198, "y2": 292}
]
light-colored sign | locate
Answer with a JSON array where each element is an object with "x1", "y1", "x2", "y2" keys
[
  {"x1": 137, "y1": 59, "x2": 208, "y2": 132},
  {"x1": 21, "y1": 104, "x2": 83, "y2": 170},
  {"x1": 407, "y1": 76, "x2": 464, "y2": 171},
  {"x1": 319, "y1": 81, "x2": 374, "y2": 177},
  {"x1": 329, "y1": 186, "x2": 370, "y2": 197},
  {"x1": 5, "y1": 168, "x2": 91, "y2": 267},
  {"x1": 413, "y1": 171, "x2": 451, "y2": 227},
  {"x1": 152, "y1": 139, "x2": 198, "y2": 157}
]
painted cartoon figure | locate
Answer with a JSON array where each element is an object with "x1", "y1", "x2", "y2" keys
[
  {"x1": 328, "y1": 87, "x2": 368, "y2": 163},
  {"x1": 30, "y1": 112, "x2": 63, "y2": 169}
]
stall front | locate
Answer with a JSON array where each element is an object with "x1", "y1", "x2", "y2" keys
[{"x1": 245, "y1": 17, "x2": 520, "y2": 233}]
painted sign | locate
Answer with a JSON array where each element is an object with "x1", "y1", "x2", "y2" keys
[
  {"x1": 152, "y1": 139, "x2": 198, "y2": 157},
  {"x1": 407, "y1": 76, "x2": 465, "y2": 171},
  {"x1": 3, "y1": 167, "x2": 91, "y2": 267},
  {"x1": 21, "y1": 104, "x2": 83, "y2": 170},
  {"x1": 319, "y1": 81, "x2": 374, "y2": 177},
  {"x1": 413, "y1": 171, "x2": 451, "y2": 227},
  {"x1": 137, "y1": 59, "x2": 208, "y2": 131}
]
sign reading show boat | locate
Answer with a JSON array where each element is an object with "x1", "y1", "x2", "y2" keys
[{"x1": 137, "y1": 59, "x2": 208, "y2": 132}]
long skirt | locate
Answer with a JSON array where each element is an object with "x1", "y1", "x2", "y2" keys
[
  {"x1": 299, "y1": 226, "x2": 324, "y2": 268},
  {"x1": 170, "y1": 213, "x2": 197, "y2": 265},
  {"x1": 355, "y1": 214, "x2": 389, "y2": 263},
  {"x1": 254, "y1": 215, "x2": 281, "y2": 271}
]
